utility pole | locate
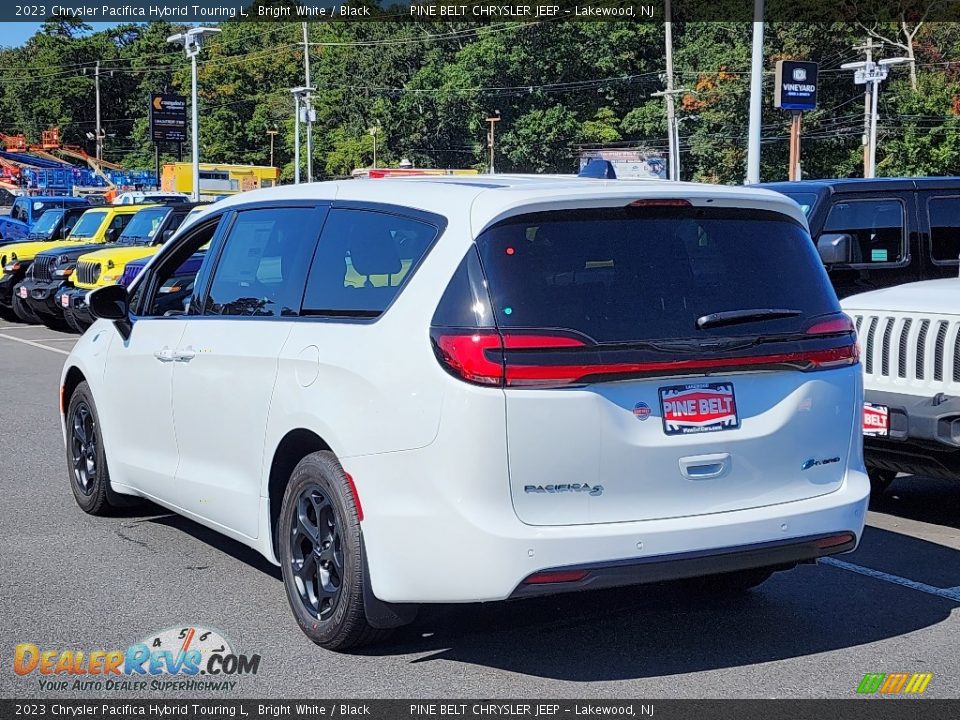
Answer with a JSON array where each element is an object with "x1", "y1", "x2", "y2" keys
[
  {"x1": 745, "y1": 0, "x2": 764, "y2": 184},
  {"x1": 369, "y1": 126, "x2": 379, "y2": 168},
  {"x1": 861, "y1": 37, "x2": 874, "y2": 177},
  {"x1": 663, "y1": 0, "x2": 678, "y2": 180},
  {"x1": 266, "y1": 128, "x2": 278, "y2": 168},
  {"x1": 293, "y1": 93, "x2": 301, "y2": 184},
  {"x1": 302, "y1": 22, "x2": 313, "y2": 183},
  {"x1": 486, "y1": 112, "x2": 501, "y2": 173},
  {"x1": 842, "y1": 53, "x2": 909, "y2": 179}
]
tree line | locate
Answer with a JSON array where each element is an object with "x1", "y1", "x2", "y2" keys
[{"x1": 1, "y1": 10, "x2": 959, "y2": 183}]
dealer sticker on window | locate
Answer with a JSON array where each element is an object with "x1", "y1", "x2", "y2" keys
[
  {"x1": 659, "y1": 382, "x2": 740, "y2": 436},
  {"x1": 863, "y1": 402, "x2": 889, "y2": 437}
]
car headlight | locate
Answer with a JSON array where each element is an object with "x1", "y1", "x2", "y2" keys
[{"x1": 91, "y1": 264, "x2": 102, "y2": 283}]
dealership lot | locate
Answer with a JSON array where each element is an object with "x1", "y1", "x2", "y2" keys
[{"x1": 1, "y1": 323, "x2": 958, "y2": 699}]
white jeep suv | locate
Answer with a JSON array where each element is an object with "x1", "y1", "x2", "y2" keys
[
  {"x1": 61, "y1": 176, "x2": 870, "y2": 649},
  {"x1": 842, "y1": 278, "x2": 960, "y2": 496}
]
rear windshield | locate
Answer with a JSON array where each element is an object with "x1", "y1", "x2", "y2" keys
[{"x1": 476, "y1": 206, "x2": 839, "y2": 343}]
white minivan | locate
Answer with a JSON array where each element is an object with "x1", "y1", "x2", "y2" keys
[{"x1": 61, "y1": 176, "x2": 870, "y2": 649}]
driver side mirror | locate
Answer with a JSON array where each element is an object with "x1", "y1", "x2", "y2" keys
[
  {"x1": 817, "y1": 233, "x2": 853, "y2": 266},
  {"x1": 104, "y1": 228, "x2": 117, "y2": 243},
  {"x1": 162, "y1": 229, "x2": 174, "y2": 242},
  {"x1": 87, "y1": 284, "x2": 132, "y2": 340}
]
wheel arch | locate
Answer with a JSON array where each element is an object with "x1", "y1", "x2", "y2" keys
[
  {"x1": 266, "y1": 428, "x2": 332, "y2": 562},
  {"x1": 61, "y1": 365, "x2": 87, "y2": 419}
]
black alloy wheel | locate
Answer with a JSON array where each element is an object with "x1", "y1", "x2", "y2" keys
[
  {"x1": 289, "y1": 483, "x2": 344, "y2": 621},
  {"x1": 70, "y1": 401, "x2": 98, "y2": 496}
]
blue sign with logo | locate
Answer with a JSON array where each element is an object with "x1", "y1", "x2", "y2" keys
[{"x1": 775, "y1": 60, "x2": 819, "y2": 111}]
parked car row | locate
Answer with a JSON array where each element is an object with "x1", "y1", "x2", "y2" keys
[{"x1": 0, "y1": 201, "x2": 206, "y2": 330}]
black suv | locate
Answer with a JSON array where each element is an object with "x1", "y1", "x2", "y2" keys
[{"x1": 759, "y1": 178, "x2": 960, "y2": 298}]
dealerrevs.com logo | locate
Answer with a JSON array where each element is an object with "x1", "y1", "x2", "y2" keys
[{"x1": 13, "y1": 626, "x2": 261, "y2": 693}]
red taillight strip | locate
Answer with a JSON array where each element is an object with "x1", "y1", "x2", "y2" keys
[
  {"x1": 814, "y1": 532, "x2": 855, "y2": 549},
  {"x1": 504, "y1": 345, "x2": 858, "y2": 385}
]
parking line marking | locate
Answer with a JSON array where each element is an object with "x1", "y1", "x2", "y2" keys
[
  {"x1": 0, "y1": 333, "x2": 70, "y2": 355},
  {"x1": 820, "y1": 557, "x2": 960, "y2": 603}
]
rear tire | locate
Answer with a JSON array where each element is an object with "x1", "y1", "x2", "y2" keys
[
  {"x1": 65, "y1": 381, "x2": 121, "y2": 515},
  {"x1": 681, "y1": 567, "x2": 777, "y2": 595},
  {"x1": 12, "y1": 293, "x2": 40, "y2": 324},
  {"x1": 868, "y1": 468, "x2": 896, "y2": 501},
  {"x1": 278, "y1": 451, "x2": 394, "y2": 651},
  {"x1": 0, "y1": 304, "x2": 15, "y2": 322}
]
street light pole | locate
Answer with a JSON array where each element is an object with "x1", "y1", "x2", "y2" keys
[
  {"x1": 94, "y1": 61, "x2": 102, "y2": 162},
  {"x1": 167, "y1": 27, "x2": 221, "y2": 202},
  {"x1": 302, "y1": 22, "x2": 314, "y2": 183},
  {"x1": 291, "y1": 87, "x2": 314, "y2": 184},
  {"x1": 369, "y1": 126, "x2": 378, "y2": 168},
  {"x1": 293, "y1": 94, "x2": 301, "y2": 184},
  {"x1": 745, "y1": 0, "x2": 764, "y2": 184}
]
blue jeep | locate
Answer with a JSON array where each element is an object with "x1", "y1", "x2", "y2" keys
[{"x1": 0, "y1": 195, "x2": 90, "y2": 243}]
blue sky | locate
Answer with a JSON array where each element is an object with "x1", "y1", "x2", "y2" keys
[{"x1": 1, "y1": 23, "x2": 125, "y2": 48}]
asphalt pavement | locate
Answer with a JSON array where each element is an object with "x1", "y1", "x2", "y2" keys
[{"x1": 1, "y1": 322, "x2": 958, "y2": 699}]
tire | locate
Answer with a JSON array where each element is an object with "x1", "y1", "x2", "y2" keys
[
  {"x1": 65, "y1": 381, "x2": 121, "y2": 515},
  {"x1": 63, "y1": 309, "x2": 84, "y2": 334},
  {"x1": 12, "y1": 292, "x2": 40, "y2": 324},
  {"x1": 278, "y1": 451, "x2": 393, "y2": 650},
  {"x1": 681, "y1": 567, "x2": 777, "y2": 595},
  {"x1": 868, "y1": 468, "x2": 896, "y2": 501},
  {"x1": 40, "y1": 314, "x2": 71, "y2": 333},
  {"x1": 0, "y1": 304, "x2": 15, "y2": 322}
]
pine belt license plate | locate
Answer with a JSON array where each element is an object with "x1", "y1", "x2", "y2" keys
[
  {"x1": 863, "y1": 402, "x2": 889, "y2": 437},
  {"x1": 659, "y1": 382, "x2": 740, "y2": 436}
]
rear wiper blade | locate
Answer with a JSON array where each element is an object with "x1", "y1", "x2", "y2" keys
[{"x1": 696, "y1": 308, "x2": 802, "y2": 330}]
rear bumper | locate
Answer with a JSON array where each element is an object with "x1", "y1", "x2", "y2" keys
[
  {"x1": 509, "y1": 532, "x2": 856, "y2": 599},
  {"x1": 347, "y1": 443, "x2": 870, "y2": 604},
  {"x1": 863, "y1": 388, "x2": 960, "y2": 479}
]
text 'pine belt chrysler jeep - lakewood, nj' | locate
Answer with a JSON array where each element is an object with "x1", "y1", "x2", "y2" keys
[{"x1": 62, "y1": 176, "x2": 870, "y2": 650}]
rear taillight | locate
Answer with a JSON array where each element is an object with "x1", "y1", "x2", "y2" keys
[
  {"x1": 805, "y1": 313, "x2": 859, "y2": 367},
  {"x1": 433, "y1": 326, "x2": 859, "y2": 388}
]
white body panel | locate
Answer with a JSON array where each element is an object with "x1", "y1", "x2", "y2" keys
[{"x1": 63, "y1": 176, "x2": 868, "y2": 604}]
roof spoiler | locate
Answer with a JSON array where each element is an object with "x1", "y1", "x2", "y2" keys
[{"x1": 578, "y1": 159, "x2": 617, "y2": 180}]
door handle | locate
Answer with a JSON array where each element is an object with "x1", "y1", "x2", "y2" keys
[
  {"x1": 153, "y1": 347, "x2": 174, "y2": 362},
  {"x1": 173, "y1": 347, "x2": 196, "y2": 362},
  {"x1": 679, "y1": 453, "x2": 731, "y2": 480}
]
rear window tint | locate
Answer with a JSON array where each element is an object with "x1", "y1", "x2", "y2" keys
[{"x1": 476, "y1": 206, "x2": 838, "y2": 343}]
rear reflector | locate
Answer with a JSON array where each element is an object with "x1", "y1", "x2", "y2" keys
[
  {"x1": 523, "y1": 570, "x2": 590, "y2": 585},
  {"x1": 344, "y1": 472, "x2": 364, "y2": 522},
  {"x1": 814, "y1": 533, "x2": 855, "y2": 549}
]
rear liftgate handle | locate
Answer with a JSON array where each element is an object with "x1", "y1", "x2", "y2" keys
[{"x1": 679, "y1": 453, "x2": 731, "y2": 480}]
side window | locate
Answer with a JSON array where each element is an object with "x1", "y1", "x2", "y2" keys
[
  {"x1": 62, "y1": 212, "x2": 81, "y2": 235},
  {"x1": 11, "y1": 200, "x2": 27, "y2": 222},
  {"x1": 823, "y1": 199, "x2": 905, "y2": 265},
  {"x1": 110, "y1": 214, "x2": 132, "y2": 233},
  {"x1": 203, "y1": 207, "x2": 320, "y2": 317},
  {"x1": 928, "y1": 196, "x2": 960, "y2": 264},
  {"x1": 136, "y1": 219, "x2": 221, "y2": 318},
  {"x1": 301, "y1": 208, "x2": 439, "y2": 317}
]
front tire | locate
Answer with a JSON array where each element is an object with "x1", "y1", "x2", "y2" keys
[
  {"x1": 278, "y1": 451, "x2": 392, "y2": 650},
  {"x1": 12, "y1": 293, "x2": 40, "y2": 324},
  {"x1": 65, "y1": 381, "x2": 120, "y2": 515}
]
